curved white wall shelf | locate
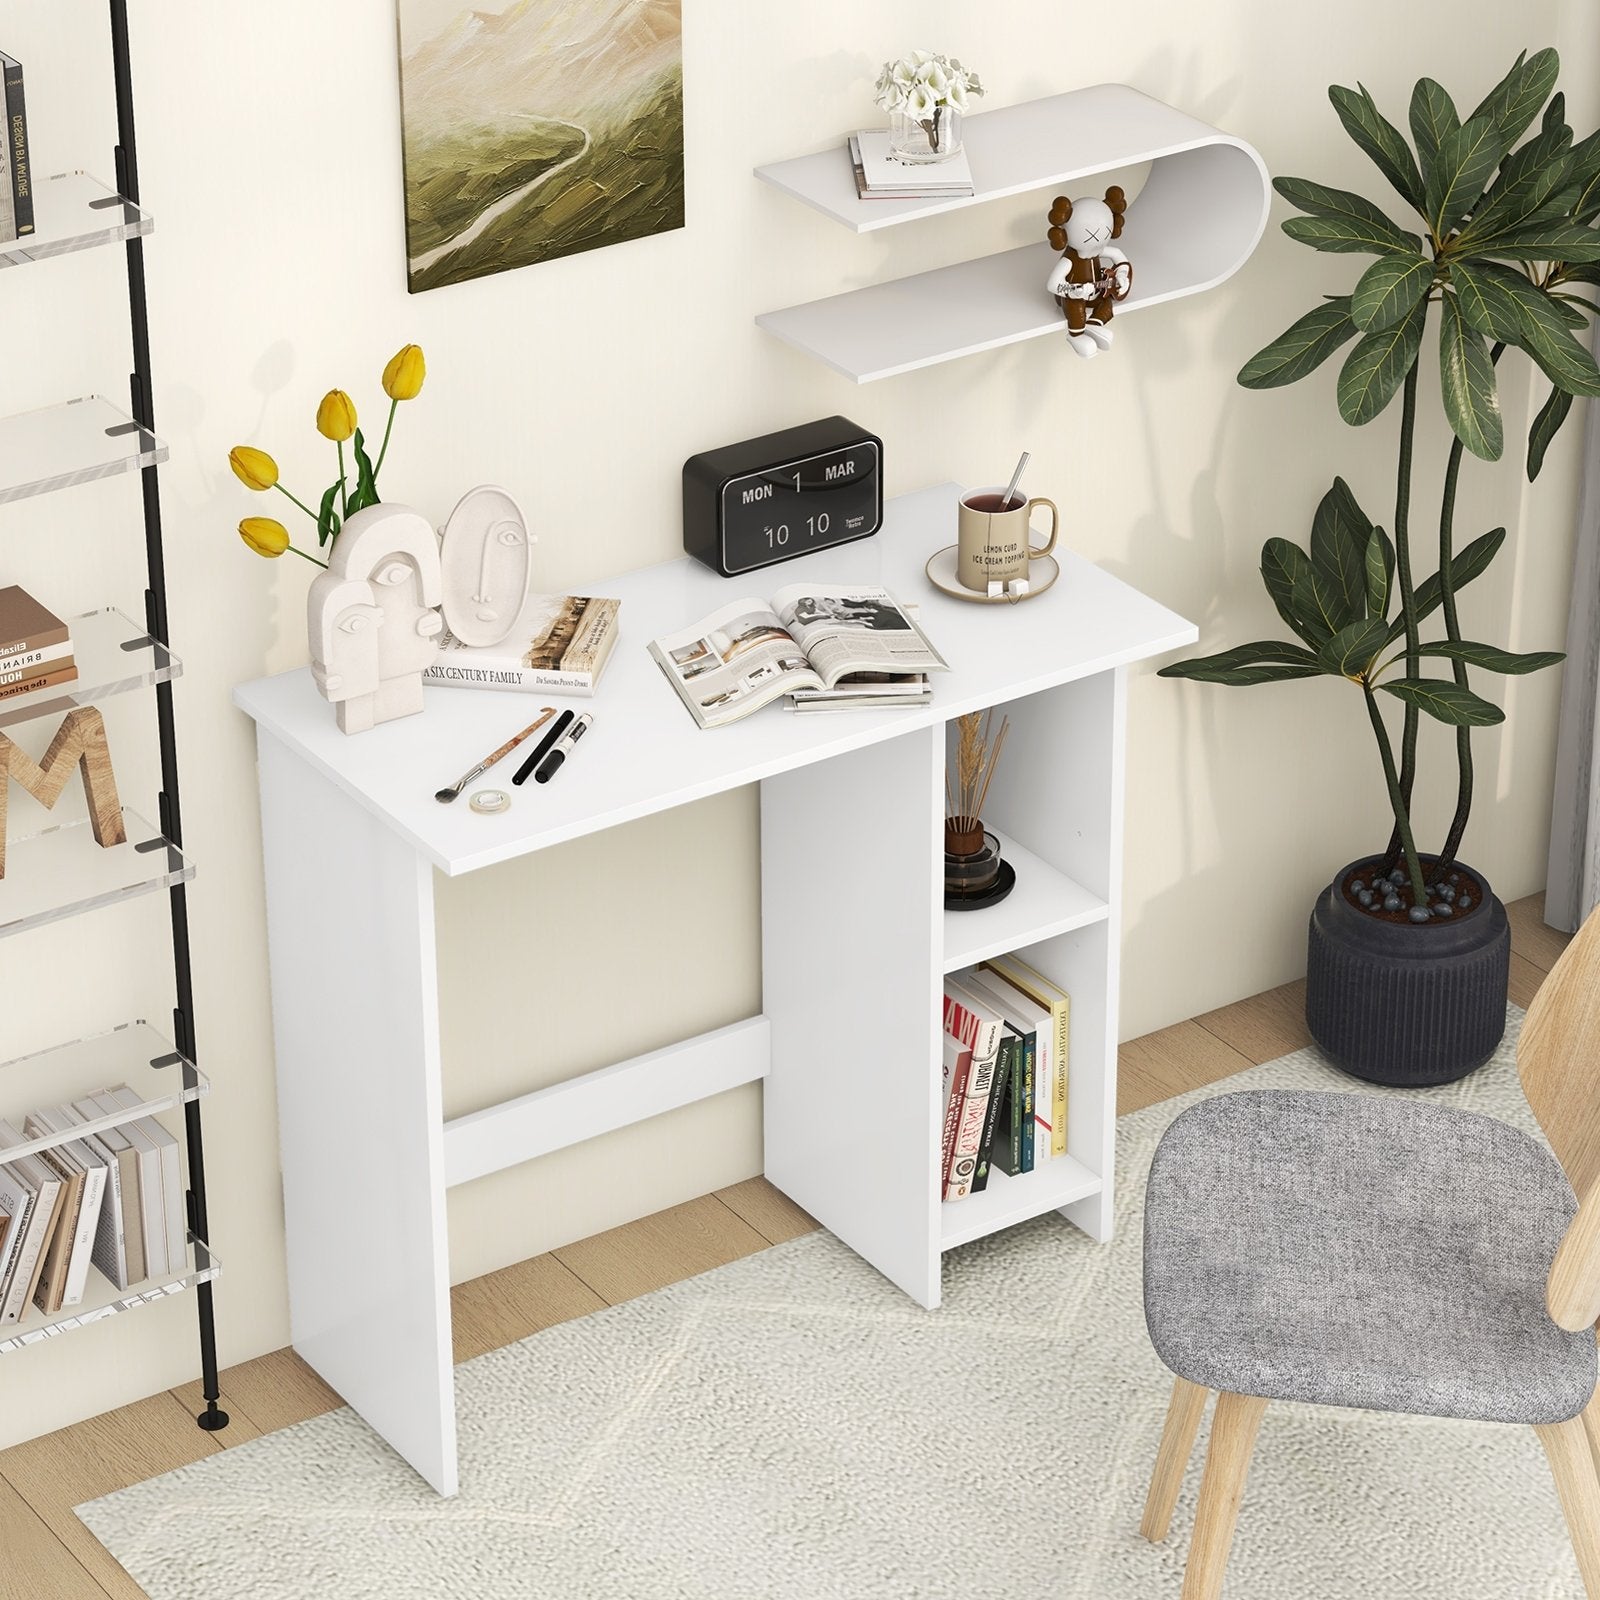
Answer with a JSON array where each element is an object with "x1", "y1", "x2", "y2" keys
[{"x1": 754, "y1": 84, "x2": 1270, "y2": 383}]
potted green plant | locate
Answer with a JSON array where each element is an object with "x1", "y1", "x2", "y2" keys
[{"x1": 1161, "y1": 48, "x2": 1600, "y2": 1085}]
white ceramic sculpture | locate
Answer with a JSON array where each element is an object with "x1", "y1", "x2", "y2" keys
[
  {"x1": 438, "y1": 485, "x2": 535, "y2": 649},
  {"x1": 307, "y1": 503, "x2": 444, "y2": 734}
]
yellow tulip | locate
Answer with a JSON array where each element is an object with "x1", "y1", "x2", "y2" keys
[
  {"x1": 382, "y1": 343, "x2": 426, "y2": 402},
  {"x1": 316, "y1": 389, "x2": 358, "y2": 442},
  {"x1": 229, "y1": 445, "x2": 279, "y2": 491},
  {"x1": 239, "y1": 517, "x2": 290, "y2": 558}
]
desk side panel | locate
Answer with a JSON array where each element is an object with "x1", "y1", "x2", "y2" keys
[{"x1": 256, "y1": 730, "x2": 458, "y2": 1496}]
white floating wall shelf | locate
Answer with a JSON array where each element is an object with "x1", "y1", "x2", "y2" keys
[{"x1": 754, "y1": 84, "x2": 1271, "y2": 383}]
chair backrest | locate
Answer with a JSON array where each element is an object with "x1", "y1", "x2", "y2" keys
[{"x1": 1518, "y1": 900, "x2": 1600, "y2": 1327}]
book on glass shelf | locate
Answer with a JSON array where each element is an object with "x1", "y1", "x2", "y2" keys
[
  {"x1": 984, "y1": 954, "x2": 1070, "y2": 1157},
  {"x1": 848, "y1": 130, "x2": 974, "y2": 199},
  {"x1": 0, "y1": 586, "x2": 77, "y2": 698},
  {"x1": 0, "y1": 1124, "x2": 64, "y2": 1325},
  {"x1": 101, "y1": 1084, "x2": 185, "y2": 1276},
  {"x1": 0, "y1": 52, "x2": 33, "y2": 238},
  {"x1": 425, "y1": 593, "x2": 621, "y2": 697},
  {"x1": 941, "y1": 979, "x2": 1004, "y2": 1200},
  {"x1": 24, "y1": 1109, "x2": 106, "y2": 1310}
]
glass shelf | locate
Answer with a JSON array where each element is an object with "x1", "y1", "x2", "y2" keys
[
  {"x1": 0, "y1": 396, "x2": 167, "y2": 506},
  {"x1": 0, "y1": 173, "x2": 150, "y2": 268},
  {"x1": 0, "y1": 806, "x2": 193, "y2": 940},
  {"x1": 0, "y1": 1022, "x2": 207, "y2": 1165},
  {"x1": 0, "y1": 1235, "x2": 218, "y2": 1353},
  {"x1": 0, "y1": 607, "x2": 179, "y2": 731}
]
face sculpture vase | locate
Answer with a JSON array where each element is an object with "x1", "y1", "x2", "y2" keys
[
  {"x1": 308, "y1": 503, "x2": 445, "y2": 734},
  {"x1": 437, "y1": 485, "x2": 535, "y2": 649}
]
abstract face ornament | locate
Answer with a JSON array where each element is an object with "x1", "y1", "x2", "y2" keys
[{"x1": 439, "y1": 486, "x2": 535, "y2": 648}]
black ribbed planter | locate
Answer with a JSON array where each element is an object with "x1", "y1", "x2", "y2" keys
[{"x1": 1305, "y1": 855, "x2": 1510, "y2": 1087}]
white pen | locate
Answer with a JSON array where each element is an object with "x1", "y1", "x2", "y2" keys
[{"x1": 533, "y1": 713, "x2": 593, "y2": 784}]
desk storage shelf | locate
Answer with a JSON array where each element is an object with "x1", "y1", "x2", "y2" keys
[
  {"x1": 0, "y1": 607, "x2": 179, "y2": 731},
  {"x1": 0, "y1": 172, "x2": 150, "y2": 268},
  {"x1": 754, "y1": 84, "x2": 1270, "y2": 382},
  {"x1": 0, "y1": 2, "x2": 227, "y2": 1429},
  {"x1": 236, "y1": 481, "x2": 1196, "y2": 1497}
]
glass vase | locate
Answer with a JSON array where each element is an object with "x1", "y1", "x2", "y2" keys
[{"x1": 888, "y1": 105, "x2": 963, "y2": 164}]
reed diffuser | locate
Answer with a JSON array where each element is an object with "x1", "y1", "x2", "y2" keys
[{"x1": 945, "y1": 710, "x2": 1013, "y2": 907}]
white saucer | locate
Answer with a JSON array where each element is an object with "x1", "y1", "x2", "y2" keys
[{"x1": 925, "y1": 544, "x2": 1060, "y2": 605}]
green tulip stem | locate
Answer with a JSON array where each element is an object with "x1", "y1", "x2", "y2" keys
[
  {"x1": 273, "y1": 483, "x2": 321, "y2": 524},
  {"x1": 1365, "y1": 686, "x2": 1427, "y2": 906},
  {"x1": 336, "y1": 440, "x2": 349, "y2": 519},
  {"x1": 374, "y1": 398, "x2": 398, "y2": 480},
  {"x1": 287, "y1": 544, "x2": 328, "y2": 569}
]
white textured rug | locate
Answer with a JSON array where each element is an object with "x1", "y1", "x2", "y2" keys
[{"x1": 78, "y1": 1009, "x2": 1587, "y2": 1599}]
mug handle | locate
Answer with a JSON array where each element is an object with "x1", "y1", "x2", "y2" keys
[{"x1": 1026, "y1": 497, "x2": 1059, "y2": 559}]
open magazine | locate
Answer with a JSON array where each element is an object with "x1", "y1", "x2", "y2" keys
[{"x1": 649, "y1": 584, "x2": 948, "y2": 729}]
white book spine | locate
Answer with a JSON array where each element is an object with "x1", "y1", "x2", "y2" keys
[
  {"x1": 58, "y1": 1143, "x2": 106, "y2": 1307},
  {"x1": 83, "y1": 1131, "x2": 129, "y2": 1290},
  {"x1": 0, "y1": 1173, "x2": 57, "y2": 1323},
  {"x1": 93, "y1": 1089, "x2": 167, "y2": 1277},
  {"x1": 0, "y1": 1167, "x2": 32, "y2": 1296}
]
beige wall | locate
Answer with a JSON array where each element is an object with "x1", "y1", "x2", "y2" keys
[{"x1": 1, "y1": 0, "x2": 1594, "y2": 1445}]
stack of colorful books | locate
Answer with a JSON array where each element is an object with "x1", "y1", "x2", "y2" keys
[
  {"x1": 941, "y1": 956, "x2": 1071, "y2": 1200},
  {"x1": 0, "y1": 587, "x2": 76, "y2": 703}
]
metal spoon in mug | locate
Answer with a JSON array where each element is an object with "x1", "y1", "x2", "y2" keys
[
  {"x1": 435, "y1": 709, "x2": 556, "y2": 803},
  {"x1": 1002, "y1": 450, "x2": 1030, "y2": 511}
]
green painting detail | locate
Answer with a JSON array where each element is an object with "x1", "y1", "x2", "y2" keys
[{"x1": 397, "y1": 0, "x2": 684, "y2": 293}]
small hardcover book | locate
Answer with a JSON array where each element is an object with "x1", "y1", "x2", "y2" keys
[
  {"x1": 0, "y1": 71, "x2": 12, "y2": 245},
  {"x1": 984, "y1": 954, "x2": 1070, "y2": 1157},
  {"x1": 941, "y1": 980, "x2": 1004, "y2": 1200},
  {"x1": 848, "y1": 130, "x2": 975, "y2": 199},
  {"x1": 939, "y1": 1032, "x2": 971, "y2": 1188},
  {"x1": 425, "y1": 593, "x2": 620, "y2": 696},
  {"x1": 0, "y1": 53, "x2": 32, "y2": 238}
]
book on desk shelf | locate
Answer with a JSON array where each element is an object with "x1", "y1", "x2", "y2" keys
[
  {"x1": 424, "y1": 593, "x2": 620, "y2": 696},
  {"x1": 963, "y1": 965, "x2": 1047, "y2": 1172},
  {"x1": 942, "y1": 979, "x2": 1007, "y2": 1200},
  {"x1": 0, "y1": 52, "x2": 32, "y2": 241},
  {"x1": 983, "y1": 954, "x2": 1070, "y2": 1157},
  {"x1": 0, "y1": 585, "x2": 76, "y2": 699},
  {"x1": 651, "y1": 585, "x2": 947, "y2": 729},
  {"x1": 848, "y1": 130, "x2": 974, "y2": 199}
]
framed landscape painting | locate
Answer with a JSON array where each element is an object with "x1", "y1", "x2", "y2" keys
[{"x1": 395, "y1": 0, "x2": 685, "y2": 293}]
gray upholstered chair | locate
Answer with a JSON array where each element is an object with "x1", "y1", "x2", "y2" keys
[{"x1": 1138, "y1": 904, "x2": 1600, "y2": 1599}]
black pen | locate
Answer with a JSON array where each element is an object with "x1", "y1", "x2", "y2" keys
[
  {"x1": 513, "y1": 709, "x2": 573, "y2": 786},
  {"x1": 534, "y1": 713, "x2": 593, "y2": 784}
]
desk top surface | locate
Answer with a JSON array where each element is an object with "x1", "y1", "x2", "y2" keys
[{"x1": 233, "y1": 484, "x2": 1196, "y2": 875}]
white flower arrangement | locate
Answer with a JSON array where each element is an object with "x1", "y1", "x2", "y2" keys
[{"x1": 873, "y1": 50, "x2": 984, "y2": 118}]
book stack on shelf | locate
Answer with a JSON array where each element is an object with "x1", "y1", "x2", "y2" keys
[
  {"x1": 0, "y1": 50, "x2": 33, "y2": 245},
  {"x1": 848, "y1": 129, "x2": 974, "y2": 201},
  {"x1": 941, "y1": 955, "x2": 1071, "y2": 1201},
  {"x1": 0, "y1": 586, "x2": 77, "y2": 702},
  {"x1": 0, "y1": 1085, "x2": 184, "y2": 1324}
]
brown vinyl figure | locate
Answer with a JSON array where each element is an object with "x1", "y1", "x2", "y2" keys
[{"x1": 1045, "y1": 187, "x2": 1133, "y2": 359}]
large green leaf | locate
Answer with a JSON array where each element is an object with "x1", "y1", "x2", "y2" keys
[
  {"x1": 1409, "y1": 78, "x2": 1460, "y2": 176},
  {"x1": 1351, "y1": 254, "x2": 1433, "y2": 330},
  {"x1": 1157, "y1": 640, "x2": 1325, "y2": 684},
  {"x1": 1528, "y1": 385, "x2": 1575, "y2": 479},
  {"x1": 1260, "y1": 538, "x2": 1317, "y2": 640},
  {"x1": 1238, "y1": 297, "x2": 1359, "y2": 389},
  {"x1": 1309, "y1": 478, "x2": 1372, "y2": 618},
  {"x1": 1157, "y1": 660, "x2": 1326, "y2": 687},
  {"x1": 1571, "y1": 126, "x2": 1600, "y2": 223},
  {"x1": 1319, "y1": 618, "x2": 1392, "y2": 678},
  {"x1": 1329, "y1": 83, "x2": 1426, "y2": 212},
  {"x1": 1424, "y1": 114, "x2": 1507, "y2": 238},
  {"x1": 1337, "y1": 296, "x2": 1428, "y2": 424},
  {"x1": 1457, "y1": 127, "x2": 1574, "y2": 243},
  {"x1": 1439, "y1": 293, "x2": 1504, "y2": 459},
  {"x1": 1365, "y1": 526, "x2": 1395, "y2": 618},
  {"x1": 1380, "y1": 678, "x2": 1506, "y2": 725},
  {"x1": 1450, "y1": 259, "x2": 1527, "y2": 340},
  {"x1": 1413, "y1": 641, "x2": 1565, "y2": 673},
  {"x1": 1283, "y1": 214, "x2": 1420, "y2": 256},
  {"x1": 1468, "y1": 47, "x2": 1559, "y2": 150},
  {"x1": 1469, "y1": 221, "x2": 1600, "y2": 262},
  {"x1": 1292, "y1": 562, "x2": 1360, "y2": 639},
  {"x1": 1273, "y1": 176, "x2": 1415, "y2": 240},
  {"x1": 1394, "y1": 526, "x2": 1507, "y2": 641},
  {"x1": 1542, "y1": 90, "x2": 1567, "y2": 137},
  {"x1": 1474, "y1": 262, "x2": 1600, "y2": 393}
]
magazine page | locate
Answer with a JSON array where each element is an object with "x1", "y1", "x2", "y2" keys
[
  {"x1": 648, "y1": 598, "x2": 825, "y2": 729},
  {"x1": 771, "y1": 585, "x2": 949, "y2": 689}
]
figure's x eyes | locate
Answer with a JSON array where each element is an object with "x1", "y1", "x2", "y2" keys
[{"x1": 375, "y1": 561, "x2": 412, "y2": 587}]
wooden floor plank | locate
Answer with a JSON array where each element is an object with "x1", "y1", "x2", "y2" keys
[
  {"x1": 1118, "y1": 1019, "x2": 1255, "y2": 1116},
  {"x1": 0, "y1": 1391, "x2": 227, "y2": 1600},
  {"x1": 170, "y1": 1348, "x2": 341, "y2": 1439},
  {"x1": 451, "y1": 1251, "x2": 606, "y2": 1364},
  {"x1": 1507, "y1": 892, "x2": 1572, "y2": 974},
  {"x1": 714, "y1": 1177, "x2": 820, "y2": 1245},
  {"x1": 0, "y1": 1474, "x2": 108, "y2": 1600},
  {"x1": 554, "y1": 1194, "x2": 769, "y2": 1306},
  {"x1": 1508, "y1": 949, "x2": 1551, "y2": 1012},
  {"x1": 1194, "y1": 979, "x2": 1311, "y2": 1065}
]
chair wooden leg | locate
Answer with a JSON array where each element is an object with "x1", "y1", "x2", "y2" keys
[
  {"x1": 1581, "y1": 1389, "x2": 1600, "y2": 1486},
  {"x1": 1538, "y1": 1416, "x2": 1600, "y2": 1599},
  {"x1": 1180, "y1": 1391, "x2": 1268, "y2": 1600},
  {"x1": 1142, "y1": 1377, "x2": 1210, "y2": 1542}
]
